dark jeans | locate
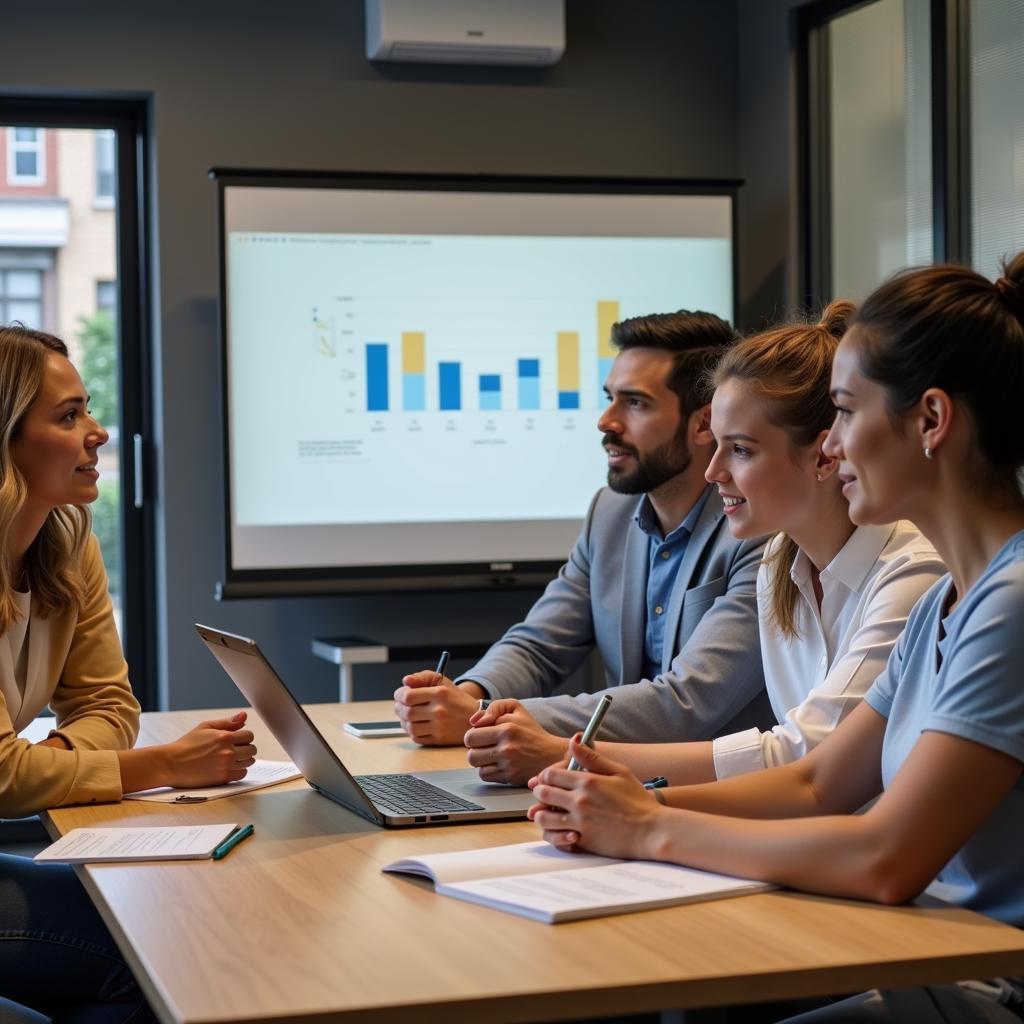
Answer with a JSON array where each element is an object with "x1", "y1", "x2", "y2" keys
[{"x1": 0, "y1": 853, "x2": 153, "y2": 1024}]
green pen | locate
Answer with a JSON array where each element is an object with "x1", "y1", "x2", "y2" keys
[{"x1": 212, "y1": 823, "x2": 254, "y2": 861}]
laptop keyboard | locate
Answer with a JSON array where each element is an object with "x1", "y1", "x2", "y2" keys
[{"x1": 355, "y1": 774, "x2": 485, "y2": 815}]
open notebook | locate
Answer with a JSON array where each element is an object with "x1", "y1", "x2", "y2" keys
[{"x1": 383, "y1": 840, "x2": 773, "y2": 923}]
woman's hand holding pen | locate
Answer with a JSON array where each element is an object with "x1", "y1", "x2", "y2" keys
[{"x1": 528, "y1": 737, "x2": 665, "y2": 860}]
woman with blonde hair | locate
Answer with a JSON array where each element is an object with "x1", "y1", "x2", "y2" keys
[
  {"x1": 0, "y1": 325, "x2": 257, "y2": 1022},
  {"x1": 532, "y1": 253, "x2": 1024, "y2": 1022}
]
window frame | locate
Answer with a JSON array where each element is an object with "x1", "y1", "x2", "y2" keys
[{"x1": 0, "y1": 96, "x2": 157, "y2": 711}]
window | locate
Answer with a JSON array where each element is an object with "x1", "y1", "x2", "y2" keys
[
  {"x1": 97, "y1": 279, "x2": 117, "y2": 313},
  {"x1": 827, "y1": 0, "x2": 933, "y2": 300},
  {"x1": 7, "y1": 127, "x2": 45, "y2": 185},
  {"x1": 95, "y1": 129, "x2": 115, "y2": 206},
  {"x1": 969, "y1": 0, "x2": 1024, "y2": 280},
  {"x1": 0, "y1": 268, "x2": 43, "y2": 327}
]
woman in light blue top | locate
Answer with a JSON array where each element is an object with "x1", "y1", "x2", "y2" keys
[{"x1": 529, "y1": 251, "x2": 1024, "y2": 1022}]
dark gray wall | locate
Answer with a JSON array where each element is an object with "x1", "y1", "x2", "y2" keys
[
  {"x1": 737, "y1": 0, "x2": 807, "y2": 331},
  {"x1": 1, "y1": 0, "x2": 751, "y2": 708}
]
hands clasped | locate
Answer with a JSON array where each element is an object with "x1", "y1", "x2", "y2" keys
[
  {"x1": 528, "y1": 736, "x2": 664, "y2": 859},
  {"x1": 464, "y1": 699, "x2": 568, "y2": 785},
  {"x1": 393, "y1": 670, "x2": 483, "y2": 745},
  {"x1": 166, "y1": 712, "x2": 257, "y2": 788}
]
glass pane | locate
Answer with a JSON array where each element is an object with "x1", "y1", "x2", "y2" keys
[
  {"x1": 6, "y1": 270, "x2": 42, "y2": 298},
  {"x1": 97, "y1": 280, "x2": 117, "y2": 311},
  {"x1": 0, "y1": 126, "x2": 123, "y2": 639},
  {"x1": 969, "y1": 0, "x2": 1024, "y2": 280},
  {"x1": 5, "y1": 300, "x2": 42, "y2": 327},
  {"x1": 829, "y1": 0, "x2": 933, "y2": 300},
  {"x1": 14, "y1": 150, "x2": 38, "y2": 177},
  {"x1": 95, "y1": 129, "x2": 116, "y2": 200}
]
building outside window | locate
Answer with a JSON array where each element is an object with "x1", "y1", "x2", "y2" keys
[{"x1": 7, "y1": 127, "x2": 45, "y2": 185}]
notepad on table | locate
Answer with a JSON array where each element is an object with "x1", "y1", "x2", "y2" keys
[
  {"x1": 383, "y1": 840, "x2": 773, "y2": 923},
  {"x1": 124, "y1": 759, "x2": 301, "y2": 803},
  {"x1": 35, "y1": 824, "x2": 240, "y2": 863}
]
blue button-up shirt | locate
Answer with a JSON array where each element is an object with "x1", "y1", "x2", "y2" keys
[{"x1": 635, "y1": 486, "x2": 711, "y2": 682}]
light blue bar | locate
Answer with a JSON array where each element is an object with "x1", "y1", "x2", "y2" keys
[
  {"x1": 598, "y1": 357, "x2": 615, "y2": 399},
  {"x1": 480, "y1": 391, "x2": 501, "y2": 411},
  {"x1": 402, "y1": 373, "x2": 425, "y2": 411},
  {"x1": 518, "y1": 377, "x2": 540, "y2": 410}
]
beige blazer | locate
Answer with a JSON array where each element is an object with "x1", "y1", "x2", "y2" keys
[{"x1": 0, "y1": 535, "x2": 140, "y2": 817}]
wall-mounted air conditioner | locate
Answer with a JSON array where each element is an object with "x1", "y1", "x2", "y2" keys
[{"x1": 366, "y1": 0, "x2": 565, "y2": 67}]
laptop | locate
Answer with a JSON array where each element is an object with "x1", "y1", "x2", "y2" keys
[{"x1": 195, "y1": 624, "x2": 535, "y2": 827}]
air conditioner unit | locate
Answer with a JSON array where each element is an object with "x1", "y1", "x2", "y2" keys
[{"x1": 365, "y1": 0, "x2": 565, "y2": 67}]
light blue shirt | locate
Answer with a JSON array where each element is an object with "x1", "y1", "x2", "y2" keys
[
  {"x1": 865, "y1": 529, "x2": 1024, "y2": 925},
  {"x1": 635, "y1": 486, "x2": 711, "y2": 682}
]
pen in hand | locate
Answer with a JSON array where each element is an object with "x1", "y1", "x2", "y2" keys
[
  {"x1": 567, "y1": 694, "x2": 612, "y2": 771},
  {"x1": 434, "y1": 649, "x2": 450, "y2": 682}
]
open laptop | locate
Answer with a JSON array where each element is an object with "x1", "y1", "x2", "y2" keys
[{"x1": 196, "y1": 624, "x2": 535, "y2": 827}]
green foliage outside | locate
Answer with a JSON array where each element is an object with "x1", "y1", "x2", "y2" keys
[
  {"x1": 90, "y1": 482, "x2": 120, "y2": 596},
  {"x1": 76, "y1": 311, "x2": 120, "y2": 596},
  {"x1": 76, "y1": 310, "x2": 118, "y2": 427}
]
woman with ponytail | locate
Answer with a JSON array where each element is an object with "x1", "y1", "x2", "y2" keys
[{"x1": 532, "y1": 254, "x2": 1024, "y2": 1022}]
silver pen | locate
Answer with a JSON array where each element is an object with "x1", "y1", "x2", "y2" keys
[{"x1": 567, "y1": 694, "x2": 612, "y2": 771}]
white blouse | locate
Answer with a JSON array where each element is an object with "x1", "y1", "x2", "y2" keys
[{"x1": 712, "y1": 522, "x2": 945, "y2": 778}]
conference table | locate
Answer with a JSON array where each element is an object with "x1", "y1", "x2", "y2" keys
[{"x1": 43, "y1": 701, "x2": 1024, "y2": 1024}]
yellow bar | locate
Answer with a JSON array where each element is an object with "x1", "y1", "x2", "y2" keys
[
  {"x1": 597, "y1": 300, "x2": 620, "y2": 358},
  {"x1": 402, "y1": 332, "x2": 425, "y2": 374},
  {"x1": 557, "y1": 331, "x2": 580, "y2": 391}
]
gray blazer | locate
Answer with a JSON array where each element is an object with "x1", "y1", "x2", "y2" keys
[{"x1": 456, "y1": 485, "x2": 773, "y2": 742}]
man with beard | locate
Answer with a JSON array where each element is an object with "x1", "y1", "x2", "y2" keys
[{"x1": 393, "y1": 311, "x2": 771, "y2": 783}]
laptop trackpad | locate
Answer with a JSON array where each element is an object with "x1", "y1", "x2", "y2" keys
[{"x1": 412, "y1": 769, "x2": 535, "y2": 812}]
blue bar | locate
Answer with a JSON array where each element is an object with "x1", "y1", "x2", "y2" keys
[
  {"x1": 439, "y1": 362, "x2": 462, "y2": 411},
  {"x1": 480, "y1": 392, "x2": 501, "y2": 411},
  {"x1": 598, "y1": 357, "x2": 614, "y2": 399},
  {"x1": 518, "y1": 358, "x2": 540, "y2": 379},
  {"x1": 479, "y1": 374, "x2": 501, "y2": 411},
  {"x1": 518, "y1": 377, "x2": 540, "y2": 410},
  {"x1": 366, "y1": 344, "x2": 389, "y2": 412},
  {"x1": 480, "y1": 374, "x2": 501, "y2": 392},
  {"x1": 558, "y1": 391, "x2": 580, "y2": 410},
  {"x1": 403, "y1": 373, "x2": 425, "y2": 411}
]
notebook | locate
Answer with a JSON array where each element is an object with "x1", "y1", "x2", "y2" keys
[
  {"x1": 384, "y1": 840, "x2": 774, "y2": 923},
  {"x1": 195, "y1": 624, "x2": 535, "y2": 827}
]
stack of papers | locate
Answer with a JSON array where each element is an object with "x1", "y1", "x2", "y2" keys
[
  {"x1": 36, "y1": 824, "x2": 240, "y2": 863},
  {"x1": 124, "y1": 759, "x2": 301, "y2": 803}
]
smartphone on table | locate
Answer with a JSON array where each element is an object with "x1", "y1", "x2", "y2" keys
[{"x1": 343, "y1": 720, "x2": 405, "y2": 738}]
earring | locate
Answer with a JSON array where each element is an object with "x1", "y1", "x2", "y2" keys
[{"x1": 924, "y1": 446, "x2": 933, "y2": 459}]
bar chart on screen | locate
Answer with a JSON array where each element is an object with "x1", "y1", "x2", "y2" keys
[
  {"x1": 319, "y1": 296, "x2": 623, "y2": 418},
  {"x1": 228, "y1": 230, "x2": 731, "y2": 529}
]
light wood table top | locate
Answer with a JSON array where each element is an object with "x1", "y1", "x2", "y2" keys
[{"x1": 45, "y1": 701, "x2": 1024, "y2": 1024}]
